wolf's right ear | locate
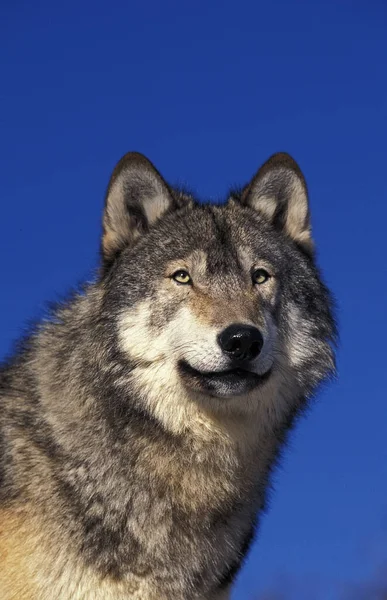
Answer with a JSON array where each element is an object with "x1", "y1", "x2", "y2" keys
[{"x1": 102, "y1": 152, "x2": 177, "y2": 265}]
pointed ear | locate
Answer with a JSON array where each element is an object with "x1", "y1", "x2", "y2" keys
[
  {"x1": 102, "y1": 152, "x2": 176, "y2": 264},
  {"x1": 241, "y1": 153, "x2": 313, "y2": 254}
]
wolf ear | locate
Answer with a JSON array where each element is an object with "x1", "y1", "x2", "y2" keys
[
  {"x1": 102, "y1": 152, "x2": 176, "y2": 264},
  {"x1": 241, "y1": 153, "x2": 313, "y2": 254}
]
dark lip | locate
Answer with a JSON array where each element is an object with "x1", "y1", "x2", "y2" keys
[
  {"x1": 178, "y1": 360, "x2": 272, "y2": 396},
  {"x1": 179, "y1": 361, "x2": 259, "y2": 379}
]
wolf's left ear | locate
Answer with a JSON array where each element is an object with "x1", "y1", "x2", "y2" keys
[
  {"x1": 102, "y1": 152, "x2": 178, "y2": 264},
  {"x1": 241, "y1": 153, "x2": 313, "y2": 254}
]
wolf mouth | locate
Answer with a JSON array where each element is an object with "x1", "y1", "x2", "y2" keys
[{"x1": 178, "y1": 360, "x2": 272, "y2": 397}]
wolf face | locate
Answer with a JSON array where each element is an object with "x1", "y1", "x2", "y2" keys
[{"x1": 101, "y1": 152, "x2": 335, "y2": 430}]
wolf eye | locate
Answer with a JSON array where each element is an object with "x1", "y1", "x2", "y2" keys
[
  {"x1": 252, "y1": 269, "x2": 270, "y2": 285},
  {"x1": 172, "y1": 270, "x2": 191, "y2": 285}
]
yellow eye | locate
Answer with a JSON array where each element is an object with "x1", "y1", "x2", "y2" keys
[
  {"x1": 253, "y1": 268, "x2": 270, "y2": 285},
  {"x1": 172, "y1": 270, "x2": 191, "y2": 285}
]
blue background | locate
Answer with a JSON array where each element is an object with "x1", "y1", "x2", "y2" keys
[{"x1": 1, "y1": 2, "x2": 386, "y2": 598}]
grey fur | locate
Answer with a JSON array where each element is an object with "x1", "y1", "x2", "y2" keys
[{"x1": 0, "y1": 152, "x2": 336, "y2": 600}]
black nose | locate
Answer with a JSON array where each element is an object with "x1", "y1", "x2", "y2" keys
[{"x1": 217, "y1": 324, "x2": 264, "y2": 362}]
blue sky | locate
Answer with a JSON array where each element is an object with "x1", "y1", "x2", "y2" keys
[{"x1": 1, "y1": 1, "x2": 386, "y2": 598}]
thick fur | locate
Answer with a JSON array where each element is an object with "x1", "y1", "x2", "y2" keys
[{"x1": 0, "y1": 152, "x2": 336, "y2": 599}]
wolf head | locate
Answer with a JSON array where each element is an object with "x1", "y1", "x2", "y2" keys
[{"x1": 99, "y1": 152, "x2": 335, "y2": 432}]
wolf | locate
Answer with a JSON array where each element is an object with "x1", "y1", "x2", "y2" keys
[{"x1": 0, "y1": 151, "x2": 336, "y2": 599}]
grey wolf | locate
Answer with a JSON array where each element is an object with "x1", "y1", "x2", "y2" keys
[{"x1": 0, "y1": 151, "x2": 336, "y2": 599}]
